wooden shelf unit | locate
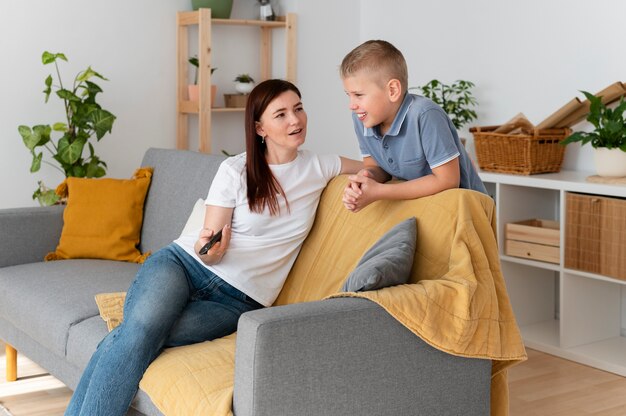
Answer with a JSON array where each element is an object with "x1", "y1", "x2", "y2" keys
[
  {"x1": 480, "y1": 169, "x2": 626, "y2": 377},
  {"x1": 176, "y1": 10, "x2": 297, "y2": 153}
]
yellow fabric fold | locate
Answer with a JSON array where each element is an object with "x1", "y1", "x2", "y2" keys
[{"x1": 139, "y1": 176, "x2": 526, "y2": 415}]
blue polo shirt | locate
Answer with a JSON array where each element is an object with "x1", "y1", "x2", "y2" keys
[{"x1": 352, "y1": 93, "x2": 486, "y2": 194}]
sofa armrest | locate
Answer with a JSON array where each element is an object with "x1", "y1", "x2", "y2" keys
[
  {"x1": 233, "y1": 297, "x2": 491, "y2": 416},
  {"x1": 0, "y1": 206, "x2": 64, "y2": 267}
]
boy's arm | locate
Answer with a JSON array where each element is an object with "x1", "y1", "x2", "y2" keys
[
  {"x1": 360, "y1": 156, "x2": 392, "y2": 183},
  {"x1": 344, "y1": 158, "x2": 460, "y2": 213}
]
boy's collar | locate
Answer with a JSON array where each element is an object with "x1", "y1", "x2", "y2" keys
[{"x1": 364, "y1": 93, "x2": 413, "y2": 139}]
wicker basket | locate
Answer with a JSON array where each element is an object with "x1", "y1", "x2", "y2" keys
[{"x1": 470, "y1": 125, "x2": 570, "y2": 175}]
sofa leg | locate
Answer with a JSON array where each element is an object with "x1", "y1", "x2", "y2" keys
[{"x1": 6, "y1": 344, "x2": 17, "y2": 382}]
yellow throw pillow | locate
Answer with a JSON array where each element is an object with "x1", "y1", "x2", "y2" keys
[
  {"x1": 45, "y1": 167, "x2": 153, "y2": 263},
  {"x1": 95, "y1": 292, "x2": 126, "y2": 331}
]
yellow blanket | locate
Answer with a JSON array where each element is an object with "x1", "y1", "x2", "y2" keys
[{"x1": 140, "y1": 176, "x2": 527, "y2": 415}]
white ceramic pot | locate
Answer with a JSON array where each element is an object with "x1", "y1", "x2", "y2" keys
[
  {"x1": 235, "y1": 82, "x2": 254, "y2": 94},
  {"x1": 594, "y1": 147, "x2": 626, "y2": 177}
]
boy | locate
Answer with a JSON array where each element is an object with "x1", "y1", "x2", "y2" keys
[{"x1": 340, "y1": 40, "x2": 486, "y2": 212}]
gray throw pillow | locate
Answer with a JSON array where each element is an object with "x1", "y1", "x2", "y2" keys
[{"x1": 341, "y1": 217, "x2": 417, "y2": 292}]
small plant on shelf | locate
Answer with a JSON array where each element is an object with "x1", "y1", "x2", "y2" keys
[
  {"x1": 187, "y1": 56, "x2": 217, "y2": 104},
  {"x1": 188, "y1": 55, "x2": 216, "y2": 85},
  {"x1": 560, "y1": 90, "x2": 626, "y2": 177},
  {"x1": 17, "y1": 51, "x2": 115, "y2": 206},
  {"x1": 561, "y1": 91, "x2": 626, "y2": 151},
  {"x1": 234, "y1": 74, "x2": 255, "y2": 94},
  {"x1": 410, "y1": 79, "x2": 478, "y2": 130}
]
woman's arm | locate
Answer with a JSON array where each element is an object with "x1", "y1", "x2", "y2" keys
[
  {"x1": 339, "y1": 156, "x2": 364, "y2": 175},
  {"x1": 194, "y1": 205, "x2": 234, "y2": 265}
]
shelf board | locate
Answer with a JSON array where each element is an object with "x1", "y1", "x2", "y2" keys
[
  {"x1": 480, "y1": 169, "x2": 626, "y2": 198},
  {"x1": 563, "y1": 267, "x2": 626, "y2": 286},
  {"x1": 213, "y1": 18, "x2": 286, "y2": 28},
  {"x1": 520, "y1": 321, "x2": 626, "y2": 377},
  {"x1": 520, "y1": 319, "x2": 560, "y2": 350},
  {"x1": 501, "y1": 254, "x2": 561, "y2": 271},
  {"x1": 178, "y1": 12, "x2": 286, "y2": 28},
  {"x1": 213, "y1": 107, "x2": 245, "y2": 112},
  {"x1": 178, "y1": 101, "x2": 245, "y2": 114}
]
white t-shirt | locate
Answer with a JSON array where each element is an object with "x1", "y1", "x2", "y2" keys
[{"x1": 174, "y1": 150, "x2": 341, "y2": 306}]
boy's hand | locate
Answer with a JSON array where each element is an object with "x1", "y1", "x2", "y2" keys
[{"x1": 342, "y1": 170, "x2": 380, "y2": 213}]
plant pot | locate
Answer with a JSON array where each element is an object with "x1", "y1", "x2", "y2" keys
[
  {"x1": 190, "y1": 0, "x2": 233, "y2": 18},
  {"x1": 235, "y1": 82, "x2": 255, "y2": 94},
  {"x1": 188, "y1": 85, "x2": 199, "y2": 102},
  {"x1": 594, "y1": 147, "x2": 626, "y2": 177},
  {"x1": 188, "y1": 84, "x2": 217, "y2": 107}
]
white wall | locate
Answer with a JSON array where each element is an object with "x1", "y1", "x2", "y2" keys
[
  {"x1": 359, "y1": 0, "x2": 626, "y2": 169},
  {"x1": 6, "y1": 0, "x2": 623, "y2": 209},
  {"x1": 1, "y1": 0, "x2": 188, "y2": 209}
]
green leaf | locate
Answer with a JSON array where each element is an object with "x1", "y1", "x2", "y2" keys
[
  {"x1": 43, "y1": 75, "x2": 53, "y2": 102},
  {"x1": 57, "y1": 89, "x2": 81, "y2": 102},
  {"x1": 90, "y1": 109, "x2": 116, "y2": 140},
  {"x1": 77, "y1": 66, "x2": 108, "y2": 83},
  {"x1": 52, "y1": 122, "x2": 67, "y2": 132},
  {"x1": 42, "y1": 51, "x2": 68, "y2": 65},
  {"x1": 19, "y1": 125, "x2": 50, "y2": 150},
  {"x1": 58, "y1": 136, "x2": 86, "y2": 165},
  {"x1": 30, "y1": 152, "x2": 43, "y2": 172},
  {"x1": 38, "y1": 189, "x2": 60, "y2": 206},
  {"x1": 72, "y1": 165, "x2": 86, "y2": 178}
]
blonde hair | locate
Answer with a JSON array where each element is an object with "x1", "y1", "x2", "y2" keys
[{"x1": 340, "y1": 40, "x2": 408, "y2": 93}]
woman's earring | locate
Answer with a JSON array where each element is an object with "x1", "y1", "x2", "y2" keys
[{"x1": 261, "y1": 136, "x2": 265, "y2": 144}]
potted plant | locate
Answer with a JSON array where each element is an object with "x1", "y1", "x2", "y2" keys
[
  {"x1": 561, "y1": 91, "x2": 626, "y2": 177},
  {"x1": 412, "y1": 79, "x2": 478, "y2": 131},
  {"x1": 18, "y1": 51, "x2": 115, "y2": 206},
  {"x1": 234, "y1": 73, "x2": 255, "y2": 94},
  {"x1": 191, "y1": 0, "x2": 233, "y2": 18},
  {"x1": 188, "y1": 55, "x2": 217, "y2": 106}
]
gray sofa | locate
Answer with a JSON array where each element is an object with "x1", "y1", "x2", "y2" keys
[{"x1": 0, "y1": 148, "x2": 491, "y2": 415}]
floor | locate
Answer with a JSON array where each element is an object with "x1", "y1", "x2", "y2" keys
[{"x1": 1, "y1": 342, "x2": 626, "y2": 415}]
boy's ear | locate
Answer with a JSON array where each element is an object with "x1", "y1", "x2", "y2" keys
[{"x1": 387, "y1": 79, "x2": 403, "y2": 102}]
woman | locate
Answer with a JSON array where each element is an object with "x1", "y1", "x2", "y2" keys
[{"x1": 65, "y1": 79, "x2": 362, "y2": 415}]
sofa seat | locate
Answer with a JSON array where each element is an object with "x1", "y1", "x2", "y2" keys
[{"x1": 0, "y1": 260, "x2": 138, "y2": 358}]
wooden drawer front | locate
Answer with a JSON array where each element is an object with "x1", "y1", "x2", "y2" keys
[
  {"x1": 505, "y1": 239, "x2": 560, "y2": 264},
  {"x1": 565, "y1": 192, "x2": 626, "y2": 280}
]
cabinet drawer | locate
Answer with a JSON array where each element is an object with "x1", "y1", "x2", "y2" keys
[
  {"x1": 565, "y1": 192, "x2": 626, "y2": 281},
  {"x1": 505, "y1": 239, "x2": 560, "y2": 264},
  {"x1": 505, "y1": 219, "x2": 560, "y2": 264}
]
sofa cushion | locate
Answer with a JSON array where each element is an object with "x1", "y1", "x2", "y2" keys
[
  {"x1": 45, "y1": 168, "x2": 153, "y2": 263},
  {"x1": 94, "y1": 292, "x2": 127, "y2": 331},
  {"x1": 341, "y1": 217, "x2": 416, "y2": 292},
  {"x1": 139, "y1": 149, "x2": 226, "y2": 254},
  {"x1": 0, "y1": 259, "x2": 139, "y2": 357}
]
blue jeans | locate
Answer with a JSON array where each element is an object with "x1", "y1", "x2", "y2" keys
[{"x1": 65, "y1": 244, "x2": 262, "y2": 416}]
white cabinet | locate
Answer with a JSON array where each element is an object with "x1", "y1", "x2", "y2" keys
[{"x1": 480, "y1": 170, "x2": 626, "y2": 376}]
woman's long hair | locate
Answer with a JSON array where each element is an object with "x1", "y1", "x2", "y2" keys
[{"x1": 245, "y1": 79, "x2": 301, "y2": 215}]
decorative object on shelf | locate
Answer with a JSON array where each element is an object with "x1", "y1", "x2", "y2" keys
[
  {"x1": 233, "y1": 73, "x2": 255, "y2": 94},
  {"x1": 565, "y1": 192, "x2": 626, "y2": 281},
  {"x1": 191, "y1": 0, "x2": 233, "y2": 18},
  {"x1": 471, "y1": 125, "x2": 569, "y2": 175},
  {"x1": 188, "y1": 56, "x2": 217, "y2": 107},
  {"x1": 561, "y1": 91, "x2": 626, "y2": 178},
  {"x1": 258, "y1": 0, "x2": 275, "y2": 21},
  {"x1": 411, "y1": 79, "x2": 478, "y2": 131},
  {"x1": 224, "y1": 93, "x2": 249, "y2": 108},
  {"x1": 505, "y1": 219, "x2": 560, "y2": 264},
  {"x1": 17, "y1": 51, "x2": 115, "y2": 206}
]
